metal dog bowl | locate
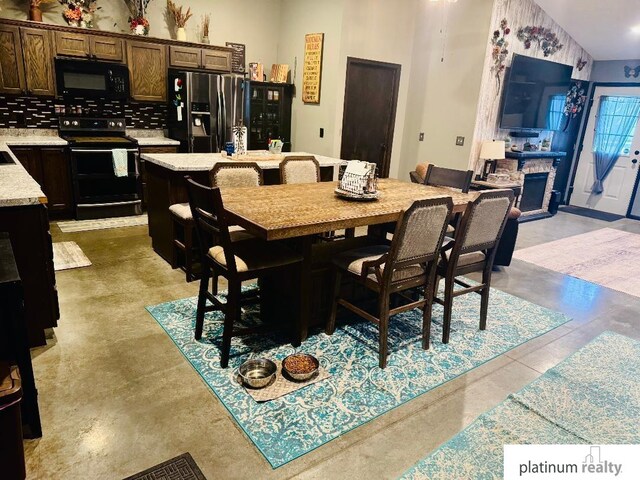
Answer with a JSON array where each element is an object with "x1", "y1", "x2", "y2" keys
[
  {"x1": 282, "y1": 353, "x2": 320, "y2": 382},
  {"x1": 238, "y1": 358, "x2": 277, "y2": 389}
]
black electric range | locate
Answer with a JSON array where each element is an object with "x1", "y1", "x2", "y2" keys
[{"x1": 59, "y1": 117, "x2": 142, "y2": 220}]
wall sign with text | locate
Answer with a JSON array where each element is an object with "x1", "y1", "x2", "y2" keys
[
  {"x1": 303, "y1": 33, "x2": 324, "y2": 104},
  {"x1": 226, "y1": 42, "x2": 246, "y2": 74}
]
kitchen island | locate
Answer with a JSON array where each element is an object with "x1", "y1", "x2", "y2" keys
[
  {"x1": 0, "y1": 132, "x2": 62, "y2": 347},
  {"x1": 142, "y1": 151, "x2": 345, "y2": 264}
]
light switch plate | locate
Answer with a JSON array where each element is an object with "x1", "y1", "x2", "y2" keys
[
  {"x1": 456, "y1": 136, "x2": 465, "y2": 146},
  {"x1": 419, "y1": 132, "x2": 425, "y2": 141}
]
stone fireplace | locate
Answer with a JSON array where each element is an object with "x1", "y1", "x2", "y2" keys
[{"x1": 495, "y1": 152, "x2": 565, "y2": 218}]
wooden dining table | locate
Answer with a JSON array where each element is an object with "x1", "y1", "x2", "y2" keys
[{"x1": 220, "y1": 178, "x2": 478, "y2": 341}]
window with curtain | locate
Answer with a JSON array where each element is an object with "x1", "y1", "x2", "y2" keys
[
  {"x1": 590, "y1": 95, "x2": 640, "y2": 194},
  {"x1": 546, "y1": 94, "x2": 565, "y2": 131},
  {"x1": 594, "y1": 96, "x2": 640, "y2": 156}
]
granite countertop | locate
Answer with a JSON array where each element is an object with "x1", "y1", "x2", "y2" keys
[
  {"x1": 141, "y1": 151, "x2": 346, "y2": 172},
  {"x1": 0, "y1": 130, "x2": 68, "y2": 207},
  {"x1": 127, "y1": 129, "x2": 181, "y2": 146}
]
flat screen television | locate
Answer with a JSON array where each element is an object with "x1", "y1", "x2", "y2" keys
[{"x1": 499, "y1": 54, "x2": 573, "y2": 131}]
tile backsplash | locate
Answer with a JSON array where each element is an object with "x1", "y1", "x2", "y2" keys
[{"x1": 0, "y1": 95, "x2": 167, "y2": 129}]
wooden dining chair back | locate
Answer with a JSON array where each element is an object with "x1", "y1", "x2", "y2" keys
[
  {"x1": 327, "y1": 197, "x2": 453, "y2": 368},
  {"x1": 436, "y1": 189, "x2": 515, "y2": 344},
  {"x1": 210, "y1": 162, "x2": 263, "y2": 188},
  {"x1": 186, "y1": 176, "x2": 303, "y2": 368},
  {"x1": 280, "y1": 156, "x2": 321, "y2": 184},
  {"x1": 423, "y1": 164, "x2": 474, "y2": 193}
]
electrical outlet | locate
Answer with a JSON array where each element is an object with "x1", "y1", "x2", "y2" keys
[
  {"x1": 456, "y1": 136, "x2": 465, "y2": 146},
  {"x1": 419, "y1": 132, "x2": 425, "y2": 142},
  {"x1": 319, "y1": 128, "x2": 324, "y2": 138}
]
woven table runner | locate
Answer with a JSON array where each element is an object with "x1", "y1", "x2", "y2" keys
[{"x1": 239, "y1": 360, "x2": 330, "y2": 403}]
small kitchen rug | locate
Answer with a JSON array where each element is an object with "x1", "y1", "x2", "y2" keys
[
  {"x1": 399, "y1": 331, "x2": 640, "y2": 479},
  {"x1": 123, "y1": 453, "x2": 207, "y2": 480},
  {"x1": 52, "y1": 241, "x2": 91, "y2": 271},
  {"x1": 513, "y1": 228, "x2": 640, "y2": 298},
  {"x1": 55, "y1": 214, "x2": 148, "y2": 233},
  {"x1": 146, "y1": 286, "x2": 570, "y2": 468}
]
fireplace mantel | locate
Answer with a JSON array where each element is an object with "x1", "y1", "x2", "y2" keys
[{"x1": 505, "y1": 151, "x2": 566, "y2": 170}]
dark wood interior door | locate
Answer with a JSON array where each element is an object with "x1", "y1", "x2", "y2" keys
[{"x1": 340, "y1": 57, "x2": 401, "y2": 178}]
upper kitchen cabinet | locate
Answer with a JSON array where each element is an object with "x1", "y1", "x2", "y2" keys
[
  {"x1": 54, "y1": 31, "x2": 90, "y2": 58},
  {"x1": 0, "y1": 25, "x2": 26, "y2": 95},
  {"x1": 168, "y1": 45, "x2": 232, "y2": 72},
  {"x1": 21, "y1": 27, "x2": 56, "y2": 96},
  {"x1": 90, "y1": 36, "x2": 124, "y2": 62},
  {"x1": 202, "y1": 49, "x2": 231, "y2": 72},
  {"x1": 55, "y1": 31, "x2": 124, "y2": 62},
  {"x1": 127, "y1": 41, "x2": 167, "y2": 102}
]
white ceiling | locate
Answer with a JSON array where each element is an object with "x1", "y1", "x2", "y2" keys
[{"x1": 533, "y1": 0, "x2": 640, "y2": 61}]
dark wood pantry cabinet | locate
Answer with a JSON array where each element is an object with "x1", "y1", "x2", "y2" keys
[{"x1": 243, "y1": 81, "x2": 293, "y2": 151}]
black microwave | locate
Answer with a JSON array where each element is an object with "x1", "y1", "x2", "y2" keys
[{"x1": 55, "y1": 58, "x2": 129, "y2": 99}]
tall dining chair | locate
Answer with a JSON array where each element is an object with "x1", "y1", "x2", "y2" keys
[
  {"x1": 435, "y1": 189, "x2": 514, "y2": 344},
  {"x1": 422, "y1": 164, "x2": 474, "y2": 193},
  {"x1": 210, "y1": 161, "x2": 263, "y2": 188},
  {"x1": 280, "y1": 156, "x2": 321, "y2": 184},
  {"x1": 186, "y1": 177, "x2": 303, "y2": 368},
  {"x1": 326, "y1": 197, "x2": 453, "y2": 368}
]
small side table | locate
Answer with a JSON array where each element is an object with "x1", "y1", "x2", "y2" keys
[{"x1": 471, "y1": 180, "x2": 522, "y2": 206}]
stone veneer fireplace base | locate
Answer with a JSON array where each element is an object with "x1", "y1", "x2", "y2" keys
[{"x1": 496, "y1": 152, "x2": 565, "y2": 218}]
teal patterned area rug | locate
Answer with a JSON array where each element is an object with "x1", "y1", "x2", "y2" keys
[
  {"x1": 146, "y1": 287, "x2": 570, "y2": 468},
  {"x1": 401, "y1": 331, "x2": 640, "y2": 479}
]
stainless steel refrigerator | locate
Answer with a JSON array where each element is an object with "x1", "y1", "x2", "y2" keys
[{"x1": 167, "y1": 70, "x2": 244, "y2": 153}]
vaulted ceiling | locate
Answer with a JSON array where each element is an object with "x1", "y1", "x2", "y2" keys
[{"x1": 533, "y1": 0, "x2": 640, "y2": 60}]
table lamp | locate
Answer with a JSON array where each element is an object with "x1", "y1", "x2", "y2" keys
[{"x1": 479, "y1": 140, "x2": 506, "y2": 180}]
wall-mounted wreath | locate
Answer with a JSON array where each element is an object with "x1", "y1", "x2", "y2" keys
[
  {"x1": 516, "y1": 26, "x2": 563, "y2": 57},
  {"x1": 562, "y1": 82, "x2": 586, "y2": 131},
  {"x1": 490, "y1": 18, "x2": 510, "y2": 93}
]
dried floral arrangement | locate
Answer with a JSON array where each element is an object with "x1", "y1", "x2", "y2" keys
[
  {"x1": 167, "y1": 0, "x2": 193, "y2": 28},
  {"x1": 58, "y1": 0, "x2": 100, "y2": 28},
  {"x1": 516, "y1": 25, "x2": 563, "y2": 57},
  {"x1": 126, "y1": 0, "x2": 153, "y2": 19},
  {"x1": 202, "y1": 13, "x2": 210, "y2": 38},
  {"x1": 30, "y1": 0, "x2": 55, "y2": 7},
  {"x1": 490, "y1": 18, "x2": 510, "y2": 92},
  {"x1": 562, "y1": 82, "x2": 586, "y2": 131}
]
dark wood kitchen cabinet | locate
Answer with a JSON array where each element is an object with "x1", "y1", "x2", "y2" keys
[
  {"x1": 55, "y1": 31, "x2": 124, "y2": 62},
  {"x1": 127, "y1": 41, "x2": 167, "y2": 102},
  {"x1": 20, "y1": 27, "x2": 56, "y2": 96},
  {"x1": 0, "y1": 24, "x2": 26, "y2": 95},
  {"x1": 10, "y1": 147, "x2": 73, "y2": 215},
  {"x1": 169, "y1": 45, "x2": 231, "y2": 72}
]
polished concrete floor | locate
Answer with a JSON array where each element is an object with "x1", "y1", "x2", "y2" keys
[{"x1": 23, "y1": 212, "x2": 640, "y2": 479}]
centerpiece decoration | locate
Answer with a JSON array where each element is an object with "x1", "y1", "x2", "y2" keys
[
  {"x1": 59, "y1": 0, "x2": 100, "y2": 28},
  {"x1": 516, "y1": 25, "x2": 563, "y2": 57},
  {"x1": 167, "y1": 0, "x2": 193, "y2": 42},
  {"x1": 490, "y1": 18, "x2": 510, "y2": 92},
  {"x1": 127, "y1": 0, "x2": 153, "y2": 36},
  {"x1": 29, "y1": 0, "x2": 55, "y2": 22}
]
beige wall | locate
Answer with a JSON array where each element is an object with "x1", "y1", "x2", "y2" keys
[
  {"x1": 1, "y1": 0, "x2": 129, "y2": 32},
  {"x1": 0, "y1": 0, "x2": 281, "y2": 72},
  {"x1": 399, "y1": 0, "x2": 495, "y2": 177},
  {"x1": 277, "y1": 0, "x2": 345, "y2": 158},
  {"x1": 469, "y1": 0, "x2": 593, "y2": 173}
]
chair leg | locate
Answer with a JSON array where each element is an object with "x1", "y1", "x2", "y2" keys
[
  {"x1": 422, "y1": 282, "x2": 435, "y2": 351},
  {"x1": 195, "y1": 266, "x2": 210, "y2": 340},
  {"x1": 326, "y1": 269, "x2": 342, "y2": 335},
  {"x1": 442, "y1": 276, "x2": 455, "y2": 344},
  {"x1": 184, "y1": 223, "x2": 193, "y2": 282},
  {"x1": 378, "y1": 294, "x2": 390, "y2": 368},
  {"x1": 211, "y1": 273, "x2": 219, "y2": 295},
  {"x1": 220, "y1": 281, "x2": 241, "y2": 368},
  {"x1": 479, "y1": 269, "x2": 492, "y2": 331},
  {"x1": 170, "y1": 219, "x2": 179, "y2": 269}
]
